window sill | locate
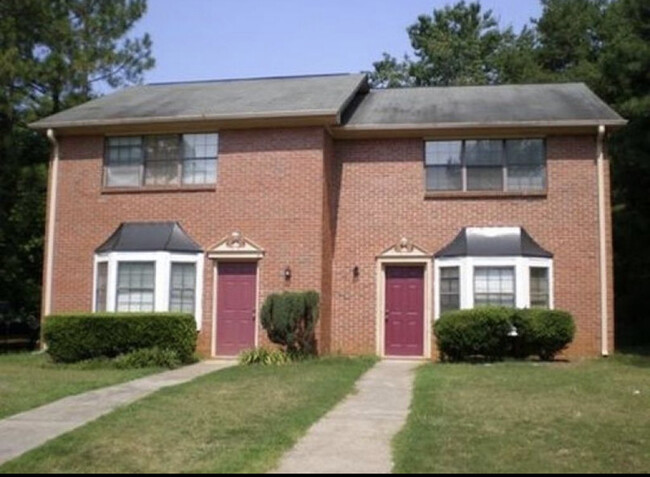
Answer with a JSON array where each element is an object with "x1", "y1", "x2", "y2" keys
[
  {"x1": 424, "y1": 190, "x2": 547, "y2": 200},
  {"x1": 101, "y1": 185, "x2": 217, "y2": 195}
]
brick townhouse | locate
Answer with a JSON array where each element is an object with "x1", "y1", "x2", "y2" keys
[{"x1": 31, "y1": 73, "x2": 626, "y2": 358}]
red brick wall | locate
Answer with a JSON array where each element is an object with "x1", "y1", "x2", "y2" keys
[
  {"x1": 47, "y1": 130, "x2": 613, "y2": 358},
  {"x1": 50, "y1": 128, "x2": 327, "y2": 356},
  {"x1": 330, "y1": 135, "x2": 613, "y2": 357}
]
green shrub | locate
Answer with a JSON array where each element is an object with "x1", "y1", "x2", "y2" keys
[
  {"x1": 435, "y1": 307, "x2": 513, "y2": 361},
  {"x1": 260, "y1": 291, "x2": 319, "y2": 354},
  {"x1": 239, "y1": 347, "x2": 293, "y2": 366},
  {"x1": 43, "y1": 313, "x2": 196, "y2": 364},
  {"x1": 513, "y1": 309, "x2": 575, "y2": 361},
  {"x1": 113, "y1": 347, "x2": 182, "y2": 369}
]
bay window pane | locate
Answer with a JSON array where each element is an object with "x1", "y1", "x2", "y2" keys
[
  {"x1": 439, "y1": 267, "x2": 460, "y2": 314},
  {"x1": 116, "y1": 262, "x2": 155, "y2": 312},
  {"x1": 530, "y1": 267, "x2": 550, "y2": 308},
  {"x1": 474, "y1": 267, "x2": 515, "y2": 307},
  {"x1": 170, "y1": 263, "x2": 196, "y2": 314},
  {"x1": 95, "y1": 262, "x2": 108, "y2": 312}
]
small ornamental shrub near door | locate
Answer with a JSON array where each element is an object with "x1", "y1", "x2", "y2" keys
[
  {"x1": 260, "y1": 291, "x2": 319, "y2": 357},
  {"x1": 434, "y1": 307, "x2": 513, "y2": 362},
  {"x1": 43, "y1": 313, "x2": 197, "y2": 364},
  {"x1": 435, "y1": 307, "x2": 576, "y2": 362}
]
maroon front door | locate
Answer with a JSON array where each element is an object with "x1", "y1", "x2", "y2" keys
[
  {"x1": 216, "y1": 262, "x2": 257, "y2": 356},
  {"x1": 385, "y1": 266, "x2": 425, "y2": 356}
]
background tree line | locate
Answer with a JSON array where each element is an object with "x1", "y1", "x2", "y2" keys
[
  {"x1": 369, "y1": 0, "x2": 649, "y2": 346},
  {"x1": 0, "y1": 0, "x2": 647, "y2": 345}
]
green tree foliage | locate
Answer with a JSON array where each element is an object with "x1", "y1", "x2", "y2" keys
[
  {"x1": 368, "y1": 1, "x2": 542, "y2": 87},
  {"x1": 0, "y1": 0, "x2": 154, "y2": 319},
  {"x1": 370, "y1": 0, "x2": 650, "y2": 345}
]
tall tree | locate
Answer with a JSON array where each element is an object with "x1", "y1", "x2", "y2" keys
[
  {"x1": 367, "y1": 1, "x2": 538, "y2": 87},
  {"x1": 0, "y1": 0, "x2": 154, "y2": 319}
]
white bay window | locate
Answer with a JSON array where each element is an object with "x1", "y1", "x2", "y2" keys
[{"x1": 434, "y1": 227, "x2": 554, "y2": 318}]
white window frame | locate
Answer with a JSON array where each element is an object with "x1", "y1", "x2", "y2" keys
[
  {"x1": 434, "y1": 256, "x2": 553, "y2": 319},
  {"x1": 92, "y1": 251, "x2": 204, "y2": 330}
]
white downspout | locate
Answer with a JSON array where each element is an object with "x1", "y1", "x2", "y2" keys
[
  {"x1": 596, "y1": 125, "x2": 609, "y2": 356},
  {"x1": 43, "y1": 128, "x2": 60, "y2": 317}
]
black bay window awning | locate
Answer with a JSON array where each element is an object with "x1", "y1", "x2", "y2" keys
[
  {"x1": 435, "y1": 227, "x2": 552, "y2": 258},
  {"x1": 96, "y1": 222, "x2": 202, "y2": 253}
]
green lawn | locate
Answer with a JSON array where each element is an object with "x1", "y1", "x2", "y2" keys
[
  {"x1": 393, "y1": 352, "x2": 650, "y2": 473},
  {"x1": 0, "y1": 356, "x2": 375, "y2": 474},
  {"x1": 0, "y1": 353, "x2": 162, "y2": 420}
]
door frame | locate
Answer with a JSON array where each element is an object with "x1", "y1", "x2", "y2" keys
[
  {"x1": 207, "y1": 232, "x2": 265, "y2": 357},
  {"x1": 375, "y1": 239, "x2": 433, "y2": 359}
]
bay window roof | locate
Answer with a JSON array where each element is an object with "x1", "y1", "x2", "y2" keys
[
  {"x1": 435, "y1": 227, "x2": 552, "y2": 258},
  {"x1": 96, "y1": 222, "x2": 202, "y2": 253}
]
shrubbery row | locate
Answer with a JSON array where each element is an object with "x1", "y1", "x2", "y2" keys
[
  {"x1": 434, "y1": 307, "x2": 575, "y2": 362},
  {"x1": 43, "y1": 313, "x2": 197, "y2": 363}
]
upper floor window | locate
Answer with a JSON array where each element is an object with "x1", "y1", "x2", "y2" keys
[
  {"x1": 425, "y1": 139, "x2": 545, "y2": 192},
  {"x1": 105, "y1": 133, "x2": 218, "y2": 188}
]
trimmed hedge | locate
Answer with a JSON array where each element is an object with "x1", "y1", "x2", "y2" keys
[
  {"x1": 434, "y1": 307, "x2": 513, "y2": 361},
  {"x1": 260, "y1": 291, "x2": 319, "y2": 354},
  {"x1": 435, "y1": 307, "x2": 576, "y2": 362},
  {"x1": 512, "y1": 308, "x2": 575, "y2": 361},
  {"x1": 43, "y1": 313, "x2": 197, "y2": 363}
]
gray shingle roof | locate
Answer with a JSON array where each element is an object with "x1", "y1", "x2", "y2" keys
[
  {"x1": 342, "y1": 83, "x2": 625, "y2": 128},
  {"x1": 31, "y1": 73, "x2": 368, "y2": 129},
  {"x1": 435, "y1": 227, "x2": 552, "y2": 258},
  {"x1": 96, "y1": 222, "x2": 202, "y2": 253}
]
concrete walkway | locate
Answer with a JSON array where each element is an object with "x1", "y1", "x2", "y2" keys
[
  {"x1": 272, "y1": 359, "x2": 420, "y2": 474},
  {"x1": 0, "y1": 360, "x2": 235, "y2": 465}
]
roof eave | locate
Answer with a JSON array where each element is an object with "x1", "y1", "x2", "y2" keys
[
  {"x1": 332, "y1": 119, "x2": 627, "y2": 139},
  {"x1": 29, "y1": 110, "x2": 340, "y2": 132}
]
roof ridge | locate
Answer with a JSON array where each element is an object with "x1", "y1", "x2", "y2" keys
[{"x1": 147, "y1": 72, "x2": 362, "y2": 87}]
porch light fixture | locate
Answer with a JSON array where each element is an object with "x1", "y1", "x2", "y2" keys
[
  {"x1": 284, "y1": 266, "x2": 292, "y2": 280},
  {"x1": 353, "y1": 266, "x2": 360, "y2": 278}
]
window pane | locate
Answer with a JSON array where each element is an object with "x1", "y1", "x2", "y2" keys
[
  {"x1": 182, "y1": 134, "x2": 218, "y2": 185},
  {"x1": 183, "y1": 159, "x2": 217, "y2": 185},
  {"x1": 530, "y1": 267, "x2": 550, "y2": 308},
  {"x1": 170, "y1": 263, "x2": 196, "y2": 314},
  {"x1": 106, "y1": 137, "x2": 143, "y2": 187},
  {"x1": 426, "y1": 165, "x2": 462, "y2": 190},
  {"x1": 474, "y1": 267, "x2": 515, "y2": 307},
  {"x1": 425, "y1": 141, "x2": 462, "y2": 166},
  {"x1": 439, "y1": 266, "x2": 460, "y2": 314},
  {"x1": 464, "y1": 140, "x2": 503, "y2": 166},
  {"x1": 144, "y1": 135, "x2": 180, "y2": 185},
  {"x1": 95, "y1": 262, "x2": 108, "y2": 312},
  {"x1": 116, "y1": 262, "x2": 155, "y2": 312},
  {"x1": 507, "y1": 165, "x2": 546, "y2": 191},
  {"x1": 506, "y1": 139, "x2": 544, "y2": 166},
  {"x1": 467, "y1": 167, "x2": 503, "y2": 190}
]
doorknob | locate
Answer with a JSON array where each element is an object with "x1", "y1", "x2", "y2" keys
[
  {"x1": 385, "y1": 309, "x2": 389, "y2": 322},
  {"x1": 251, "y1": 311, "x2": 256, "y2": 321}
]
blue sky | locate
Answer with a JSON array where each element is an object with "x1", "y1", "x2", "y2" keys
[{"x1": 131, "y1": 0, "x2": 542, "y2": 84}]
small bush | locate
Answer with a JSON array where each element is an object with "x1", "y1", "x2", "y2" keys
[
  {"x1": 43, "y1": 313, "x2": 196, "y2": 363},
  {"x1": 435, "y1": 307, "x2": 513, "y2": 362},
  {"x1": 239, "y1": 347, "x2": 293, "y2": 366},
  {"x1": 260, "y1": 291, "x2": 319, "y2": 354},
  {"x1": 513, "y1": 309, "x2": 575, "y2": 361},
  {"x1": 113, "y1": 347, "x2": 182, "y2": 369}
]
